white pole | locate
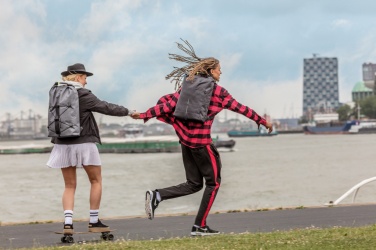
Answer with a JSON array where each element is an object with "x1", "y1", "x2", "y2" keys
[{"x1": 357, "y1": 105, "x2": 360, "y2": 120}]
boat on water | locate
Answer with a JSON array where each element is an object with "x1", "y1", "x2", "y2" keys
[
  {"x1": 227, "y1": 127, "x2": 278, "y2": 137},
  {"x1": 118, "y1": 126, "x2": 144, "y2": 138},
  {"x1": 348, "y1": 120, "x2": 376, "y2": 134},
  {"x1": 303, "y1": 120, "x2": 357, "y2": 135},
  {"x1": 213, "y1": 137, "x2": 236, "y2": 149}
]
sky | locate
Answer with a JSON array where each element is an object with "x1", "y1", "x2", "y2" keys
[{"x1": 1, "y1": 0, "x2": 376, "y2": 124}]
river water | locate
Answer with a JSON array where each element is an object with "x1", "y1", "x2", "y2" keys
[{"x1": 0, "y1": 134, "x2": 375, "y2": 224}]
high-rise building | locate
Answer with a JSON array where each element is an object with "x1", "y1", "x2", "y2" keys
[
  {"x1": 303, "y1": 56, "x2": 339, "y2": 116},
  {"x1": 362, "y1": 63, "x2": 376, "y2": 90}
]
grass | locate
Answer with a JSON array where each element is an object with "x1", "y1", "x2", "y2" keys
[{"x1": 24, "y1": 224, "x2": 376, "y2": 250}]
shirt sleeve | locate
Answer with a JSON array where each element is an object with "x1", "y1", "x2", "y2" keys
[
  {"x1": 139, "y1": 92, "x2": 179, "y2": 120},
  {"x1": 81, "y1": 90, "x2": 129, "y2": 116},
  {"x1": 220, "y1": 86, "x2": 267, "y2": 126}
]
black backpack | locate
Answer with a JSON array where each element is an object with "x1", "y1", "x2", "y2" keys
[{"x1": 47, "y1": 82, "x2": 81, "y2": 138}]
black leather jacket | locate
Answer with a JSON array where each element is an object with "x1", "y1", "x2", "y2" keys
[{"x1": 51, "y1": 88, "x2": 129, "y2": 145}]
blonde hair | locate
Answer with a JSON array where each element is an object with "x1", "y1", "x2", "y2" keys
[
  {"x1": 62, "y1": 74, "x2": 84, "y2": 81},
  {"x1": 165, "y1": 39, "x2": 219, "y2": 89},
  {"x1": 186, "y1": 57, "x2": 219, "y2": 81}
]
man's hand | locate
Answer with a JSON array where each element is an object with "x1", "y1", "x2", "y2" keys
[{"x1": 264, "y1": 122, "x2": 273, "y2": 134}]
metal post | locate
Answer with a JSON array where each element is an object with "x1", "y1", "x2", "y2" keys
[{"x1": 357, "y1": 105, "x2": 360, "y2": 120}]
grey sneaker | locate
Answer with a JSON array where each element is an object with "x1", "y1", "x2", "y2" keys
[
  {"x1": 145, "y1": 190, "x2": 159, "y2": 220},
  {"x1": 191, "y1": 225, "x2": 220, "y2": 236}
]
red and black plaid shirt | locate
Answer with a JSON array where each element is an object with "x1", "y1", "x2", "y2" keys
[{"x1": 140, "y1": 83, "x2": 267, "y2": 148}]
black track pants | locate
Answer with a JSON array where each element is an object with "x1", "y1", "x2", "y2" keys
[{"x1": 158, "y1": 143, "x2": 222, "y2": 227}]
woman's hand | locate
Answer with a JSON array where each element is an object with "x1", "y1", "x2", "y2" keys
[{"x1": 130, "y1": 112, "x2": 141, "y2": 119}]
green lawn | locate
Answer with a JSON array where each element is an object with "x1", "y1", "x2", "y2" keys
[{"x1": 29, "y1": 225, "x2": 376, "y2": 250}]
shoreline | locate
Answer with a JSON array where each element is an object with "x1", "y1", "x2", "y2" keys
[{"x1": 2, "y1": 203, "x2": 373, "y2": 227}]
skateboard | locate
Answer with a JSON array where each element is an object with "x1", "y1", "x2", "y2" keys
[{"x1": 54, "y1": 230, "x2": 115, "y2": 243}]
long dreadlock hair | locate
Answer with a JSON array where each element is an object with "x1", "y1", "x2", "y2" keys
[{"x1": 165, "y1": 39, "x2": 219, "y2": 90}]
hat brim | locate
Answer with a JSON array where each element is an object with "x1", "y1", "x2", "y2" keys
[{"x1": 61, "y1": 70, "x2": 93, "y2": 77}]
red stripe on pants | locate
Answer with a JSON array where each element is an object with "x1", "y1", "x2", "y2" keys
[{"x1": 200, "y1": 144, "x2": 220, "y2": 227}]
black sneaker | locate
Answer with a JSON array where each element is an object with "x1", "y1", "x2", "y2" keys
[
  {"x1": 63, "y1": 224, "x2": 74, "y2": 234},
  {"x1": 191, "y1": 225, "x2": 220, "y2": 236},
  {"x1": 88, "y1": 219, "x2": 110, "y2": 233},
  {"x1": 145, "y1": 190, "x2": 159, "y2": 220}
]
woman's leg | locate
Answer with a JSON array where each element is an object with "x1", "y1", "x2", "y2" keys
[
  {"x1": 83, "y1": 165, "x2": 109, "y2": 231},
  {"x1": 61, "y1": 167, "x2": 77, "y2": 210},
  {"x1": 83, "y1": 165, "x2": 102, "y2": 210}
]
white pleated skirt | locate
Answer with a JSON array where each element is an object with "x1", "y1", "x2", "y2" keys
[{"x1": 46, "y1": 143, "x2": 101, "y2": 168}]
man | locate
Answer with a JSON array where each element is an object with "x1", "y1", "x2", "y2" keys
[{"x1": 131, "y1": 40, "x2": 273, "y2": 236}]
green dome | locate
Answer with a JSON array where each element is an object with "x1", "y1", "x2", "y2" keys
[{"x1": 352, "y1": 81, "x2": 372, "y2": 92}]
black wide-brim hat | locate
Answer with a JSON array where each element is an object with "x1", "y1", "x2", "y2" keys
[{"x1": 61, "y1": 63, "x2": 94, "y2": 77}]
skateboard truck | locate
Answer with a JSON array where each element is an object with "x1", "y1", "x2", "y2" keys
[{"x1": 55, "y1": 230, "x2": 115, "y2": 243}]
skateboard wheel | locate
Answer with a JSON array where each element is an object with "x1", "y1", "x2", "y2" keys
[
  {"x1": 107, "y1": 234, "x2": 114, "y2": 241},
  {"x1": 66, "y1": 235, "x2": 74, "y2": 243},
  {"x1": 61, "y1": 235, "x2": 74, "y2": 243},
  {"x1": 100, "y1": 232, "x2": 114, "y2": 241}
]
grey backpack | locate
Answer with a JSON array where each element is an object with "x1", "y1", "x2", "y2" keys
[
  {"x1": 173, "y1": 75, "x2": 214, "y2": 123},
  {"x1": 47, "y1": 82, "x2": 80, "y2": 138}
]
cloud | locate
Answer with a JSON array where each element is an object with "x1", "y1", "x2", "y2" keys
[
  {"x1": 88, "y1": 39, "x2": 148, "y2": 90},
  {"x1": 332, "y1": 19, "x2": 351, "y2": 28},
  {"x1": 223, "y1": 77, "x2": 303, "y2": 120},
  {"x1": 177, "y1": 17, "x2": 211, "y2": 39},
  {"x1": 353, "y1": 32, "x2": 376, "y2": 62},
  {"x1": 219, "y1": 53, "x2": 243, "y2": 73},
  {"x1": 0, "y1": 1, "x2": 52, "y2": 117},
  {"x1": 78, "y1": 0, "x2": 144, "y2": 42}
]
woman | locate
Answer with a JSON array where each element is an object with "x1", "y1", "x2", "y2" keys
[
  {"x1": 47, "y1": 63, "x2": 131, "y2": 234},
  {"x1": 131, "y1": 40, "x2": 273, "y2": 236}
]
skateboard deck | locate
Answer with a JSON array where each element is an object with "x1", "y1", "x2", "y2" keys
[
  {"x1": 54, "y1": 230, "x2": 116, "y2": 243},
  {"x1": 54, "y1": 229, "x2": 115, "y2": 234}
]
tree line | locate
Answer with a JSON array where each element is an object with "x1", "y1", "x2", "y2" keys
[{"x1": 337, "y1": 96, "x2": 376, "y2": 121}]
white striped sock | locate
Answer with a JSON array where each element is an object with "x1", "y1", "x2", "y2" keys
[
  {"x1": 64, "y1": 210, "x2": 73, "y2": 225},
  {"x1": 90, "y1": 209, "x2": 99, "y2": 223}
]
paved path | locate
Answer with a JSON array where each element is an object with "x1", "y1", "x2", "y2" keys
[{"x1": 1, "y1": 204, "x2": 376, "y2": 249}]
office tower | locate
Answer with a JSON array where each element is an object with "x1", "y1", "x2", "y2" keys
[
  {"x1": 362, "y1": 63, "x2": 376, "y2": 90},
  {"x1": 303, "y1": 56, "x2": 339, "y2": 116}
]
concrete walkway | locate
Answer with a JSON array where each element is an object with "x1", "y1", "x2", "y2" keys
[{"x1": 1, "y1": 204, "x2": 376, "y2": 249}]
